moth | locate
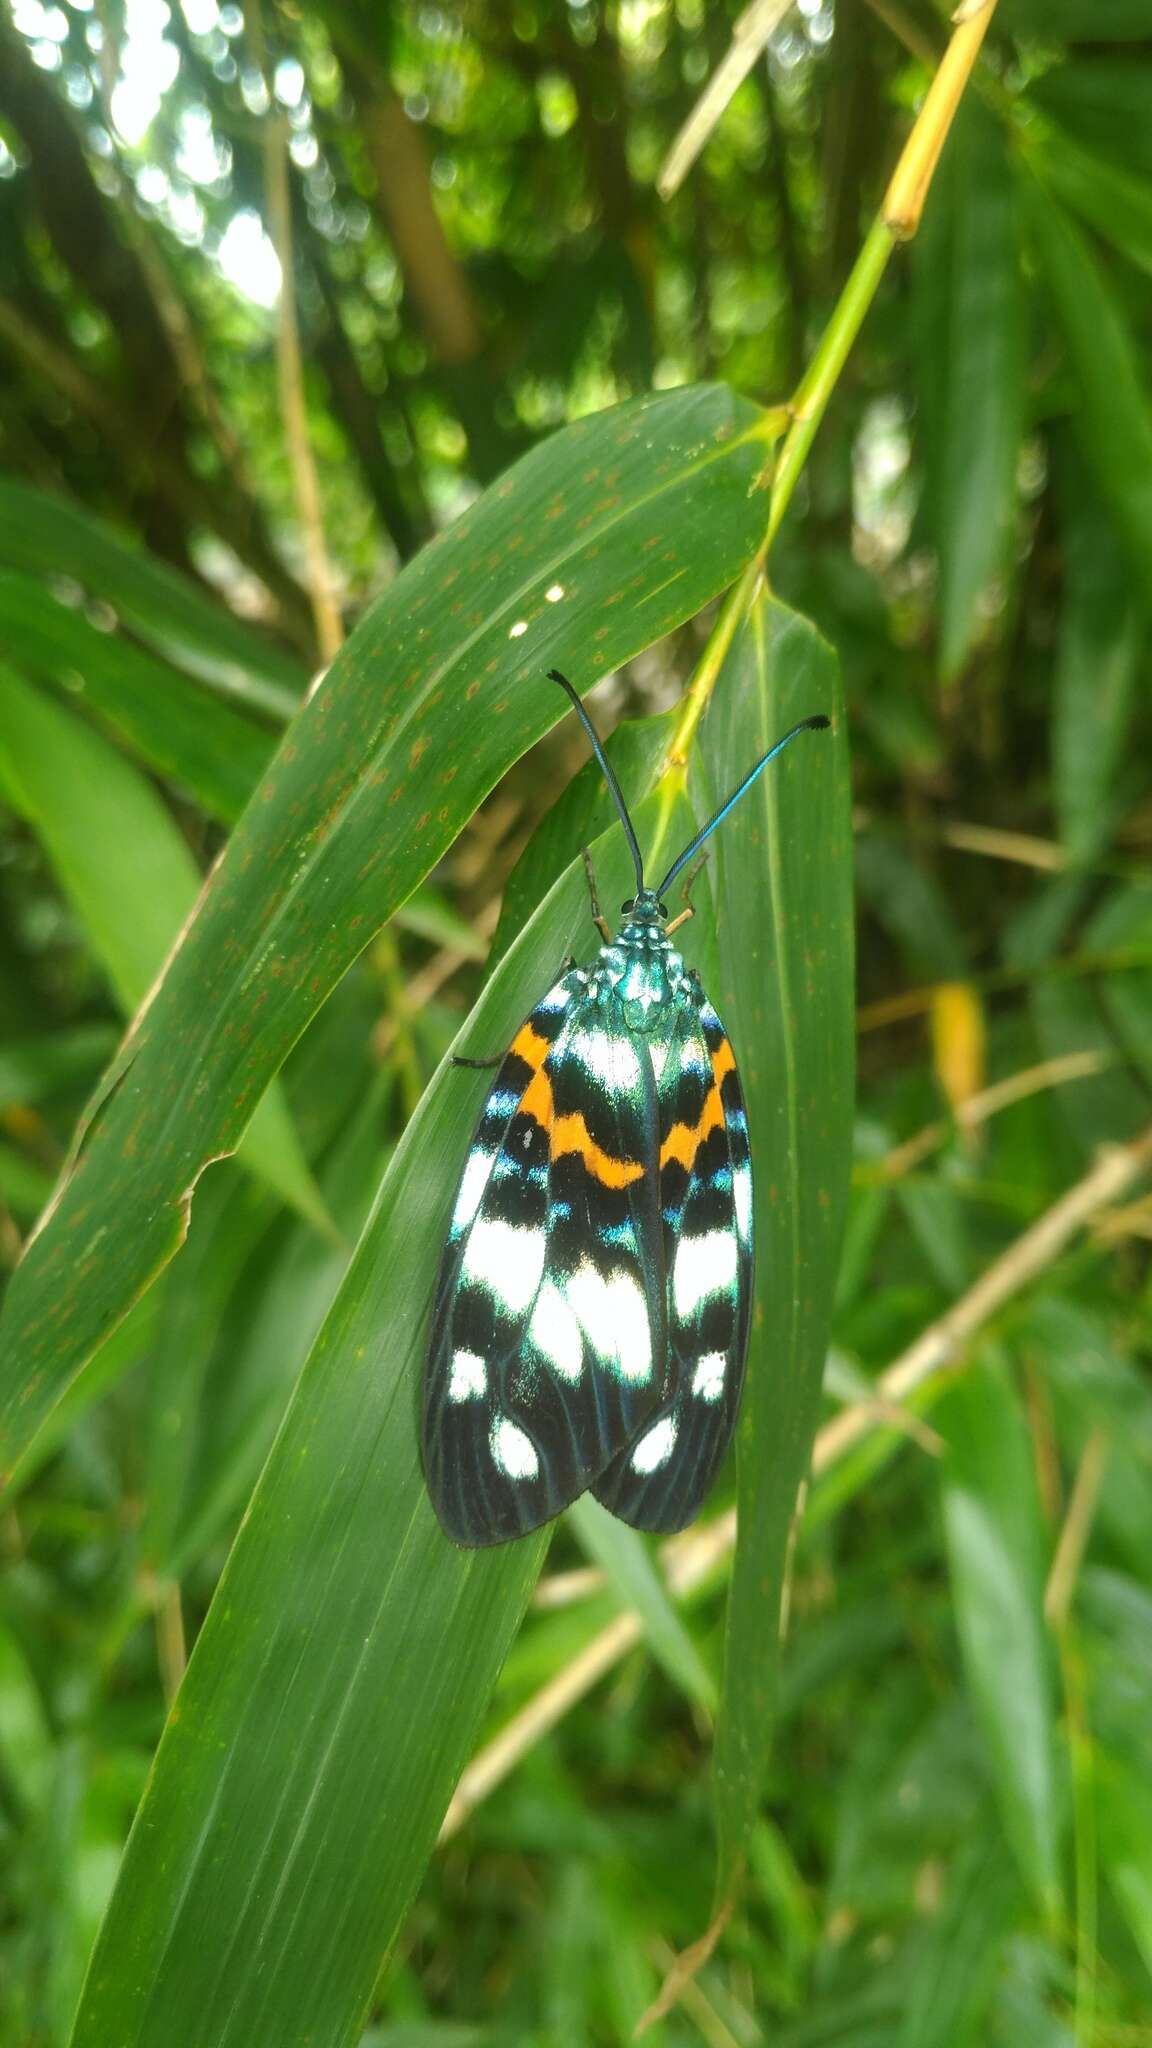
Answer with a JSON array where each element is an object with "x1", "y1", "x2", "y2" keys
[{"x1": 422, "y1": 668, "x2": 829, "y2": 1546}]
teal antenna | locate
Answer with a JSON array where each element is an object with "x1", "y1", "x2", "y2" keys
[
  {"x1": 548, "y1": 669, "x2": 646, "y2": 896},
  {"x1": 653, "y1": 714, "x2": 830, "y2": 899},
  {"x1": 548, "y1": 668, "x2": 829, "y2": 906}
]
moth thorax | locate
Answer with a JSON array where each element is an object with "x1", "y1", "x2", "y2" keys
[{"x1": 616, "y1": 920, "x2": 668, "y2": 951}]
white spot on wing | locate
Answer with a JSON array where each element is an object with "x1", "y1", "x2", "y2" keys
[
  {"x1": 567, "y1": 1262, "x2": 652, "y2": 1382},
  {"x1": 452, "y1": 1149, "x2": 493, "y2": 1235},
  {"x1": 529, "y1": 1278, "x2": 583, "y2": 1382},
  {"x1": 673, "y1": 1229, "x2": 738, "y2": 1319},
  {"x1": 463, "y1": 1219, "x2": 545, "y2": 1315},
  {"x1": 733, "y1": 1158, "x2": 752, "y2": 1244},
  {"x1": 448, "y1": 1349, "x2": 487, "y2": 1402},
  {"x1": 679, "y1": 1034, "x2": 708, "y2": 1074},
  {"x1": 573, "y1": 1030, "x2": 640, "y2": 1090},
  {"x1": 535, "y1": 982, "x2": 571, "y2": 1013},
  {"x1": 631, "y1": 1415, "x2": 678, "y2": 1474},
  {"x1": 491, "y1": 1414, "x2": 538, "y2": 1479},
  {"x1": 691, "y1": 1351, "x2": 726, "y2": 1403}
]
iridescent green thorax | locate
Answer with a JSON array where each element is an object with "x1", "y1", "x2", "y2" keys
[{"x1": 591, "y1": 891, "x2": 691, "y2": 1034}]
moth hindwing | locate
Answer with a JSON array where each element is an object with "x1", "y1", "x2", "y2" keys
[{"x1": 420, "y1": 669, "x2": 829, "y2": 1546}]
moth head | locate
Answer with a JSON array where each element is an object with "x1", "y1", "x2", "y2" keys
[{"x1": 620, "y1": 888, "x2": 667, "y2": 927}]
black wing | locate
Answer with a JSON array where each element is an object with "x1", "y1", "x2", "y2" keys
[{"x1": 422, "y1": 973, "x2": 666, "y2": 1545}]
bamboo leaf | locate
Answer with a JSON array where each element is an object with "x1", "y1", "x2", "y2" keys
[
  {"x1": 1032, "y1": 129, "x2": 1152, "y2": 280},
  {"x1": 0, "y1": 571, "x2": 277, "y2": 823},
  {"x1": 1031, "y1": 60, "x2": 1152, "y2": 182},
  {"x1": 566, "y1": 1495, "x2": 716, "y2": 1711},
  {"x1": 66, "y1": 765, "x2": 682, "y2": 2048},
  {"x1": 938, "y1": 1356, "x2": 1062, "y2": 1922},
  {"x1": 1052, "y1": 463, "x2": 1144, "y2": 867},
  {"x1": 914, "y1": 105, "x2": 1024, "y2": 681},
  {"x1": 1024, "y1": 173, "x2": 1152, "y2": 608},
  {"x1": 0, "y1": 385, "x2": 775, "y2": 1476},
  {"x1": 0, "y1": 479, "x2": 305, "y2": 722},
  {"x1": 0, "y1": 666, "x2": 329, "y2": 1234},
  {"x1": 1007, "y1": 0, "x2": 1152, "y2": 36},
  {"x1": 704, "y1": 596, "x2": 855, "y2": 1900}
]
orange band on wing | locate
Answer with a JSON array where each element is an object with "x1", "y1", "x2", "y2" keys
[
  {"x1": 709, "y1": 1036, "x2": 737, "y2": 1088},
  {"x1": 659, "y1": 1087, "x2": 723, "y2": 1170},
  {"x1": 518, "y1": 1064, "x2": 644, "y2": 1188},
  {"x1": 552, "y1": 1111, "x2": 646, "y2": 1188},
  {"x1": 511, "y1": 1023, "x2": 553, "y2": 1076},
  {"x1": 658, "y1": 1034, "x2": 737, "y2": 1172}
]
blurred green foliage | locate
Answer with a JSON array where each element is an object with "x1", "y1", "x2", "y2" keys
[{"x1": 1, "y1": 0, "x2": 1151, "y2": 2044}]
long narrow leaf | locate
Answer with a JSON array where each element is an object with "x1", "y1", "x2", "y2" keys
[
  {"x1": 0, "y1": 666, "x2": 325, "y2": 1229},
  {"x1": 68, "y1": 773, "x2": 680, "y2": 2048},
  {"x1": 703, "y1": 596, "x2": 855, "y2": 1901},
  {"x1": 1024, "y1": 173, "x2": 1152, "y2": 608},
  {"x1": 939, "y1": 1355, "x2": 1062, "y2": 1922},
  {"x1": 0, "y1": 385, "x2": 776, "y2": 1475}
]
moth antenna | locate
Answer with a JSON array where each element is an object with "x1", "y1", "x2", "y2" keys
[
  {"x1": 653, "y1": 714, "x2": 831, "y2": 900},
  {"x1": 548, "y1": 669, "x2": 646, "y2": 898}
]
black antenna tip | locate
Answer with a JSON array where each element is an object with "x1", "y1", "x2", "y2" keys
[
  {"x1": 547, "y1": 668, "x2": 572, "y2": 689},
  {"x1": 804, "y1": 713, "x2": 832, "y2": 732}
]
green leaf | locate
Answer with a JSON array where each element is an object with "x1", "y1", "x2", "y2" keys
[
  {"x1": 1096, "y1": 1757, "x2": 1152, "y2": 1975},
  {"x1": 1083, "y1": 881, "x2": 1152, "y2": 1094},
  {"x1": 1029, "y1": 967, "x2": 1146, "y2": 1153},
  {"x1": 705, "y1": 596, "x2": 855, "y2": 1899},
  {"x1": 914, "y1": 104, "x2": 1024, "y2": 681},
  {"x1": 938, "y1": 1356, "x2": 1062, "y2": 1921},
  {"x1": 0, "y1": 1142, "x2": 56, "y2": 1217},
  {"x1": 1032, "y1": 129, "x2": 1152, "y2": 281},
  {"x1": 4, "y1": 1289, "x2": 162, "y2": 1498},
  {"x1": 896, "y1": 1833, "x2": 1021, "y2": 2048},
  {"x1": 66, "y1": 761, "x2": 675, "y2": 2048},
  {"x1": 0, "y1": 478, "x2": 305, "y2": 722},
  {"x1": 0, "y1": 665, "x2": 328, "y2": 1235},
  {"x1": 0, "y1": 1621, "x2": 53, "y2": 1812},
  {"x1": 1023, "y1": 173, "x2": 1152, "y2": 609},
  {"x1": 0, "y1": 571, "x2": 277, "y2": 823},
  {"x1": 0, "y1": 385, "x2": 775, "y2": 1476},
  {"x1": 854, "y1": 830, "x2": 968, "y2": 981},
  {"x1": 1006, "y1": 0, "x2": 1152, "y2": 33},
  {"x1": 566, "y1": 1494, "x2": 716, "y2": 1711},
  {"x1": 393, "y1": 884, "x2": 490, "y2": 961},
  {"x1": 1030, "y1": 60, "x2": 1152, "y2": 181},
  {"x1": 139, "y1": 1168, "x2": 279, "y2": 1576},
  {"x1": 1052, "y1": 465, "x2": 1144, "y2": 866},
  {"x1": 164, "y1": 1079, "x2": 384, "y2": 1577},
  {"x1": 896, "y1": 1175, "x2": 970, "y2": 1297},
  {"x1": 0, "y1": 665, "x2": 208, "y2": 1015},
  {"x1": 0, "y1": 1025, "x2": 120, "y2": 1110}
]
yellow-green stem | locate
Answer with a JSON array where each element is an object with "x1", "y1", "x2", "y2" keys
[{"x1": 765, "y1": 215, "x2": 894, "y2": 552}]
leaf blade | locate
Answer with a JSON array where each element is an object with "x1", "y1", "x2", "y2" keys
[
  {"x1": 0, "y1": 385, "x2": 775, "y2": 1473},
  {"x1": 703, "y1": 596, "x2": 855, "y2": 1900}
]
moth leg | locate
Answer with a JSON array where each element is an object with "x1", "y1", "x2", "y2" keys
[
  {"x1": 581, "y1": 847, "x2": 612, "y2": 945},
  {"x1": 664, "y1": 851, "x2": 709, "y2": 937}
]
